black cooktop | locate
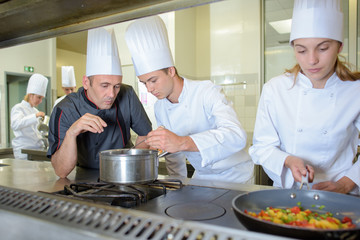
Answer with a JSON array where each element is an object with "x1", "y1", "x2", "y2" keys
[
  {"x1": 135, "y1": 185, "x2": 247, "y2": 230},
  {"x1": 50, "y1": 180, "x2": 247, "y2": 230}
]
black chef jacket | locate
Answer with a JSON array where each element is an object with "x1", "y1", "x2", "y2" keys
[{"x1": 47, "y1": 85, "x2": 152, "y2": 169}]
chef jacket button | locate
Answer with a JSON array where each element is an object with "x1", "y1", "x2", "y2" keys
[
  {"x1": 297, "y1": 128, "x2": 303, "y2": 133},
  {"x1": 330, "y1": 93, "x2": 334, "y2": 98},
  {"x1": 323, "y1": 130, "x2": 328, "y2": 135},
  {"x1": 303, "y1": 91, "x2": 307, "y2": 95}
]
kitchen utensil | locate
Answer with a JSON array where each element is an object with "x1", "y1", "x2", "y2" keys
[
  {"x1": 232, "y1": 189, "x2": 360, "y2": 240},
  {"x1": 37, "y1": 121, "x2": 49, "y2": 135},
  {"x1": 127, "y1": 125, "x2": 166, "y2": 151},
  {"x1": 128, "y1": 138, "x2": 147, "y2": 151},
  {"x1": 37, "y1": 115, "x2": 50, "y2": 135},
  {"x1": 99, "y1": 149, "x2": 169, "y2": 184},
  {"x1": 37, "y1": 116, "x2": 49, "y2": 149}
]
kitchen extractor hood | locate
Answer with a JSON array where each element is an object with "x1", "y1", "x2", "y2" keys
[{"x1": 0, "y1": 0, "x2": 220, "y2": 49}]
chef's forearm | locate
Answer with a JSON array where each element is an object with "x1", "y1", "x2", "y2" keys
[{"x1": 51, "y1": 132, "x2": 78, "y2": 178}]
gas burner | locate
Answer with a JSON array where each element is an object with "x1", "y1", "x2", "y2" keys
[{"x1": 53, "y1": 179, "x2": 183, "y2": 208}]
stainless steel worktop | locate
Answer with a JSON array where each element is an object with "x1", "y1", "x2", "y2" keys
[
  {"x1": 0, "y1": 158, "x2": 272, "y2": 193},
  {"x1": 0, "y1": 158, "x2": 98, "y2": 193}
]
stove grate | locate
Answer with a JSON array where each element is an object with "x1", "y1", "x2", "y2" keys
[
  {"x1": 0, "y1": 185, "x2": 288, "y2": 240},
  {"x1": 55, "y1": 179, "x2": 184, "y2": 208}
]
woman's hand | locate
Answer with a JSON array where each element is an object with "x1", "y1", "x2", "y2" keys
[
  {"x1": 36, "y1": 111, "x2": 45, "y2": 118},
  {"x1": 284, "y1": 155, "x2": 315, "y2": 183}
]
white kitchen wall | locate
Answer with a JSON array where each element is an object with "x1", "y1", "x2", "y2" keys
[{"x1": 210, "y1": 0, "x2": 261, "y2": 148}]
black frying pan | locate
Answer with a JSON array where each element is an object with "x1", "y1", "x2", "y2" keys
[{"x1": 232, "y1": 189, "x2": 360, "y2": 240}]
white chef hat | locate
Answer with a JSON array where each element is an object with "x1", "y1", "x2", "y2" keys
[
  {"x1": 86, "y1": 27, "x2": 122, "y2": 77},
  {"x1": 61, "y1": 66, "x2": 76, "y2": 87},
  {"x1": 125, "y1": 15, "x2": 174, "y2": 76},
  {"x1": 26, "y1": 73, "x2": 48, "y2": 97},
  {"x1": 289, "y1": 0, "x2": 343, "y2": 44}
]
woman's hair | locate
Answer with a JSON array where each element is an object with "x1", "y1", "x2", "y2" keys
[
  {"x1": 285, "y1": 55, "x2": 360, "y2": 84},
  {"x1": 335, "y1": 56, "x2": 360, "y2": 81},
  {"x1": 24, "y1": 94, "x2": 31, "y2": 102}
]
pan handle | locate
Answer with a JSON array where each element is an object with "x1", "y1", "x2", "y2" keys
[{"x1": 299, "y1": 172, "x2": 310, "y2": 190}]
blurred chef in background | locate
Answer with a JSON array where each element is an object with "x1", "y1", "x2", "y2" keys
[
  {"x1": 125, "y1": 16, "x2": 254, "y2": 183},
  {"x1": 53, "y1": 66, "x2": 77, "y2": 108},
  {"x1": 48, "y1": 27, "x2": 151, "y2": 178},
  {"x1": 249, "y1": 0, "x2": 360, "y2": 194},
  {"x1": 11, "y1": 73, "x2": 48, "y2": 159}
]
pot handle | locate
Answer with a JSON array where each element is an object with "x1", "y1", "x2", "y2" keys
[
  {"x1": 158, "y1": 151, "x2": 169, "y2": 158},
  {"x1": 156, "y1": 151, "x2": 169, "y2": 168}
]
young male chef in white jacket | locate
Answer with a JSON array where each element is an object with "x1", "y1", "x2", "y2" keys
[
  {"x1": 249, "y1": 0, "x2": 360, "y2": 194},
  {"x1": 53, "y1": 66, "x2": 77, "y2": 108},
  {"x1": 125, "y1": 16, "x2": 254, "y2": 183},
  {"x1": 11, "y1": 73, "x2": 48, "y2": 159}
]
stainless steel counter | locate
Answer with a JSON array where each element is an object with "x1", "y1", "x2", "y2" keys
[
  {"x1": 0, "y1": 158, "x2": 97, "y2": 193},
  {"x1": 0, "y1": 158, "x2": 272, "y2": 193}
]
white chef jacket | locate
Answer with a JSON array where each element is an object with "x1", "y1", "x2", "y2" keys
[
  {"x1": 53, "y1": 95, "x2": 66, "y2": 108},
  {"x1": 11, "y1": 100, "x2": 44, "y2": 160},
  {"x1": 155, "y1": 78, "x2": 254, "y2": 183},
  {"x1": 249, "y1": 72, "x2": 360, "y2": 194}
]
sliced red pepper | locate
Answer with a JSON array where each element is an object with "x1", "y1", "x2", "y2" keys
[
  {"x1": 290, "y1": 206, "x2": 301, "y2": 214},
  {"x1": 342, "y1": 216, "x2": 353, "y2": 224},
  {"x1": 326, "y1": 217, "x2": 337, "y2": 223}
]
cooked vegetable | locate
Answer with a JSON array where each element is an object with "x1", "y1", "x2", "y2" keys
[{"x1": 244, "y1": 206, "x2": 356, "y2": 230}]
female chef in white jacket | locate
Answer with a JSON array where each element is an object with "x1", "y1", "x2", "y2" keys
[
  {"x1": 249, "y1": 0, "x2": 360, "y2": 194},
  {"x1": 11, "y1": 73, "x2": 48, "y2": 159},
  {"x1": 125, "y1": 16, "x2": 254, "y2": 183}
]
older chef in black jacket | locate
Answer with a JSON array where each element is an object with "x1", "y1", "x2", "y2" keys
[{"x1": 47, "y1": 27, "x2": 152, "y2": 178}]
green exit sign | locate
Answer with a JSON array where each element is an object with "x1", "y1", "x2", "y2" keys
[{"x1": 24, "y1": 66, "x2": 34, "y2": 72}]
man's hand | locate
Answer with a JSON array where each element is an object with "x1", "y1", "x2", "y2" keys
[
  {"x1": 284, "y1": 155, "x2": 315, "y2": 183},
  {"x1": 67, "y1": 113, "x2": 107, "y2": 138},
  {"x1": 145, "y1": 126, "x2": 198, "y2": 153}
]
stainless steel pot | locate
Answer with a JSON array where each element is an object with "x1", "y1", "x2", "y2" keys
[{"x1": 99, "y1": 149, "x2": 168, "y2": 184}]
